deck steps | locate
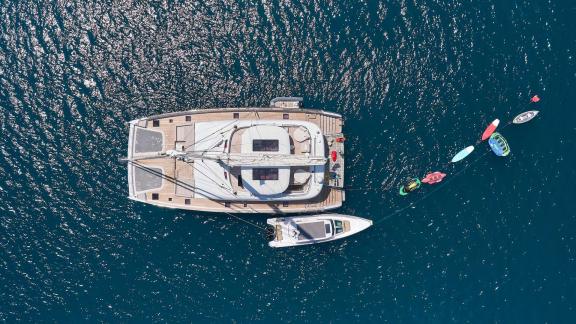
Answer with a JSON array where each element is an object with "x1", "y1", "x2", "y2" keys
[
  {"x1": 310, "y1": 114, "x2": 341, "y2": 135},
  {"x1": 306, "y1": 188, "x2": 342, "y2": 210}
]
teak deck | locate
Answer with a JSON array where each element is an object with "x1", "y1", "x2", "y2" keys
[{"x1": 128, "y1": 107, "x2": 345, "y2": 214}]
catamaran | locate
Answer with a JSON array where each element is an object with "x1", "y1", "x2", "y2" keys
[{"x1": 125, "y1": 97, "x2": 345, "y2": 213}]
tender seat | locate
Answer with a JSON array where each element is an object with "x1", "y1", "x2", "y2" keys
[{"x1": 343, "y1": 220, "x2": 351, "y2": 232}]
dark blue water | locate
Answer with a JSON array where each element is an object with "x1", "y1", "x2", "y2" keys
[{"x1": 1, "y1": 0, "x2": 575, "y2": 322}]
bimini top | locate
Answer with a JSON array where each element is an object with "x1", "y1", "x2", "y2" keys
[{"x1": 240, "y1": 125, "x2": 291, "y2": 195}]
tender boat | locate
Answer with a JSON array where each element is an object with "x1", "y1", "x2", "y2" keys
[
  {"x1": 267, "y1": 214, "x2": 372, "y2": 248},
  {"x1": 512, "y1": 110, "x2": 539, "y2": 124},
  {"x1": 125, "y1": 97, "x2": 345, "y2": 213}
]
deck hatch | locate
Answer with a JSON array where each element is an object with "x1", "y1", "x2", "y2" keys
[
  {"x1": 252, "y1": 168, "x2": 279, "y2": 181},
  {"x1": 253, "y1": 139, "x2": 279, "y2": 152}
]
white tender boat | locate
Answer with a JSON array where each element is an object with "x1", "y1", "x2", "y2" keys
[{"x1": 267, "y1": 214, "x2": 372, "y2": 248}]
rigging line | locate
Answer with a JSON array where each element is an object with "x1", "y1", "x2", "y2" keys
[
  {"x1": 183, "y1": 114, "x2": 252, "y2": 151},
  {"x1": 220, "y1": 136, "x2": 296, "y2": 151},
  {"x1": 193, "y1": 162, "x2": 234, "y2": 192},
  {"x1": 182, "y1": 108, "x2": 269, "y2": 152},
  {"x1": 126, "y1": 155, "x2": 167, "y2": 162},
  {"x1": 186, "y1": 119, "x2": 310, "y2": 156},
  {"x1": 187, "y1": 131, "x2": 301, "y2": 161},
  {"x1": 199, "y1": 137, "x2": 226, "y2": 155},
  {"x1": 130, "y1": 160, "x2": 233, "y2": 197},
  {"x1": 222, "y1": 211, "x2": 267, "y2": 230},
  {"x1": 183, "y1": 119, "x2": 237, "y2": 151},
  {"x1": 374, "y1": 148, "x2": 493, "y2": 225},
  {"x1": 253, "y1": 106, "x2": 260, "y2": 119}
]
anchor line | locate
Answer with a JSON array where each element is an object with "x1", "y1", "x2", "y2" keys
[{"x1": 222, "y1": 212, "x2": 267, "y2": 231}]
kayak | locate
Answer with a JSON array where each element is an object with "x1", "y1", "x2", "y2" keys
[
  {"x1": 399, "y1": 178, "x2": 421, "y2": 196},
  {"x1": 513, "y1": 110, "x2": 539, "y2": 124},
  {"x1": 451, "y1": 146, "x2": 475, "y2": 163},
  {"x1": 481, "y1": 119, "x2": 500, "y2": 141},
  {"x1": 488, "y1": 132, "x2": 510, "y2": 156},
  {"x1": 422, "y1": 172, "x2": 446, "y2": 184}
]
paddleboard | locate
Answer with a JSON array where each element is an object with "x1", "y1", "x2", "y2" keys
[
  {"x1": 481, "y1": 119, "x2": 500, "y2": 141},
  {"x1": 422, "y1": 172, "x2": 446, "y2": 184},
  {"x1": 451, "y1": 146, "x2": 475, "y2": 163}
]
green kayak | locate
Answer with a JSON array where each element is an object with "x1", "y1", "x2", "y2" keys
[{"x1": 399, "y1": 178, "x2": 421, "y2": 196}]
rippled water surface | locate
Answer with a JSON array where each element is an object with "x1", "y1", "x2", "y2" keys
[{"x1": 1, "y1": 0, "x2": 575, "y2": 322}]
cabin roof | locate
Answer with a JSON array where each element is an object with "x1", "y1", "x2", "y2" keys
[{"x1": 240, "y1": 125, "x2": 291, "y2": 195}]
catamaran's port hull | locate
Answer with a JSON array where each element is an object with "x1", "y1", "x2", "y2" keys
[{"x1": 127, "y1": 107, "x2": 345, "y2": 214}]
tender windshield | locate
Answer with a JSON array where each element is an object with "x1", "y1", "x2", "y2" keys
[{"x1": 333, "y1": 220, "x2": 343, "y2": 234}]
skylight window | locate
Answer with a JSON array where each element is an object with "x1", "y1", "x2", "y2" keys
[
  {"x1": 252, "y1": 168, "x2": 279, "y2": 181},
  {"x1": 253, "y1": 139, "x2": 279, "y2": 152}
]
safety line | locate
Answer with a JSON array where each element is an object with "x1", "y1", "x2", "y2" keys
[
  {"x1": 374, "y1": 148, "x2": 492, "y2": 224},
  {"x1": 373, "y1": 104, "x2": 533, "y2": 224}
]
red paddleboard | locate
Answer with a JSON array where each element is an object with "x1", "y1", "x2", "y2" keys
[
  {"x1": 422, "y1": 172, "x2": 446, "y2": 184},
  {"x1": 481, "y1": 119, "x2": 500, "y2": 141}
]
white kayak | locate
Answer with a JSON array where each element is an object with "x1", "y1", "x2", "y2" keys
[
  {"x1": 513, "y1": 110, "x2": 539, "y2": 124},
  {"x1": 451, "y1": 145, "x2": 475, "y2": 163},
  {"x1": 267, "y1": 214, "x2": 372, "y2": 248}
]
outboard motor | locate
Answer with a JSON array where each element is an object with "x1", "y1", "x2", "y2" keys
[{"x1": 265, "y1": 225, "x2": 276, "y2": 241}]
